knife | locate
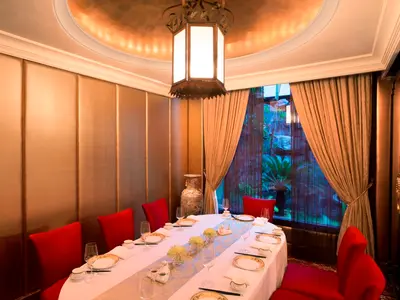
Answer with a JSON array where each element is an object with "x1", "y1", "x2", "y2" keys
[
  {"x1": 199, "y1": 287, "x2": 242, "y2": 296},
  {"x1": 173, "y1": 225, "x2": 192, "y2": 227},
  {"x1": 234, "y1": 252, "x2": 267, "y2": 258},
  {"x1": 134, "y1": 242, "x2": 158, "y2": 245},
  {"x1": 255, "y1": 232, "x2": 281, "y2": 237}
]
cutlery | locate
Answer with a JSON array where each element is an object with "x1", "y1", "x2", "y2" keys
[
  {"x1": 234, "y1": 252, "x2": 267, "y2": 258},
  {"x1": 87, "y1": 269, "x2": 111, "y2": 273},
  {"x1": 199, "y1": 287, "x2": 242, "y2": 296},
  {"x1": 173, "y1": 225, "x2": 192, "y2": 227}
]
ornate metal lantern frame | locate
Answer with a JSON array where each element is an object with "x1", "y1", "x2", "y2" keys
[{"x1": 163, "y1": 0, "x2": 233, "y2": 99}]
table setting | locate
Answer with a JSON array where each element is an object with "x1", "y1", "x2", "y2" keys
[{"x1": 59, "y1": 206, "x2": 287, "y2": 300}]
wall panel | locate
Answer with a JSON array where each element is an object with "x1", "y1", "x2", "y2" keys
[
  {"x1": 25, "y1": 63, "x2": 77, "y2": 233},
  {"x1": 117, "y1": 86, "x2": 146, "y2": 238},
  {"x1": 188, "y1": 99, "x2": 203, "y2": 190},
  {"x1": 148, "y1": 94, "x2": 170, "y2": 212},
  {"x1": 0, "y1": 55, "x2": 23, "y2": 300},
  {"x1": 78, "y1": 76, "x2": 117, "y2": 246},
  {"x1": 171, "y1": 99, "x2": 188, "y2": 219}
]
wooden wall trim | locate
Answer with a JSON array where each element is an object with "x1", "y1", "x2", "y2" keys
[
  {"x1": 21, "y1": 60, "x2": 28, "y2": 295},
  {"x1": 169, "y1": 98, "x2": 172, "y2": 218},
  {"x1": 116, "y1": 85, "x2": 120, "y2": 212},
  {"x1": 145, "y1": 92, "x2": 149, "y2": 203},
  {"x1": 75, "y1": 74, "x2": 80, "y2": 222}
]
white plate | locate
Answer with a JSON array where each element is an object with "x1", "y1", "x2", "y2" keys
[
  {"x1": 235, "y1": 215, "x2": 255, "y2": 222},
  {"x1": 256, "y1": 235, "x2": 280, "y2": 244},
  {"x1": 178, "y1": 220, "x2": 194, "y2": 226},
  {"x1": 88, "y1": 254, "x2": 119, "y2": 269},
  {"x1": 145, "y1": 235, "x2": 163, "y2": 243},
  {"x1": 233, "y1": 255, "x2": 264, "y2": 271}
]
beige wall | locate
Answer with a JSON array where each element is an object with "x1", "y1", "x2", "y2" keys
[{"x1": 0, "y1": 53, "x2": 201, "y2": 299}]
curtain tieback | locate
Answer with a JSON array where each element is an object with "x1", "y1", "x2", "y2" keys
[{"x1": 348, "y1": 182, "x2": 373, "y2": 206}]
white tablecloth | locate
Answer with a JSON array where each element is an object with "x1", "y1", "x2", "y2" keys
[{"x1": 59, "y1": 214, "x2": 287, "y2": 300}]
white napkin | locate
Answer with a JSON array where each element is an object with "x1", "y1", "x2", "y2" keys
[
  {"x1": 109, "y1": 246, "x2": 134, "y2": 260},
  {"x1": 217, "y1": 225, "x2": 232, "y2": 236},
  {"x1": 187, "y1": 215, "x2": 201, "y2": 221},
  {"x1": 250, "y1": 241, "x2": 270, "y2": 250},
  {"x1": 155, "y1": 228, "x2": 171, "y2": 237},
  {"x1": 147, "y1": 263, "x2": 170, "y2": 284},
  {"x1": 252, "y1": 217, "x2": 265, "y2": 226}
]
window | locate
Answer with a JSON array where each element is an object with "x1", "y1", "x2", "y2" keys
[{"x1": 218, "y1": 85, "x2": 344, "y2": 229}]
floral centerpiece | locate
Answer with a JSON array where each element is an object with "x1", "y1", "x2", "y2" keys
[
  {"x1": 167, "y1": 245, "x2": 188, "y2": 265},
  {"x1": 203, "y1": 228, "x2": 217, "y2": 244},
  {"x1": 188, "y1": 236, "x2": 205, "y2": 255}
]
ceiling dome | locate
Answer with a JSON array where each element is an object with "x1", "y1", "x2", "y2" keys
[{"x1": 67, "y1": 0, "x2": 324, "y2": 61}]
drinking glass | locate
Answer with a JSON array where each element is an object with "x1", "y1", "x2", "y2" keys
[
  {"x1": 261, "y1": 208, "x2": 270, "y2": 224},
  {"x1": 84, "y1": 242, "x2": 98, "y2": 282},
  {"x1": 176, "y1": 206, "x2": 184, "y2": 230},
  {"x1": 240, "y1": 224, "x2": 251, "y2": 253},
  {"x1": 139, "y1": 276, "x2": 155, "y2": 300},
  {"x1": 222, "y1": 198, "x2": 230, "y2": 213},
  {"x1": 140, "y1": 221, "x2": 151, "y2": 248},
  {"x1": 201, "y1": 245, "x2": 215, "y2": 287}
]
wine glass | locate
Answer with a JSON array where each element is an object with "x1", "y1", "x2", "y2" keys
[
  {"x1": 84, "y1": 242, "x2": 98, "y2": 282},
  {"x1": 201, "y1": 245, "x2": 215, "y2": 287},
  {"x1": 240, "y1": 224, "x2": 251, "y2": 253},
  {"x1": 176, "y1": 206, "x2": 184, "y2": 230},
  {"x1": 261, "y1": 208, "x2": 270, "y2": 224},
  {"x1": 140, "y1": 221, "x2": 151, "y2": 248},
  {"x1": 222, "y1": 198, "x2": 230, "y2": 214},
  {"x1": 139, "y1": 276, "x2": 155, "y2": 300}
]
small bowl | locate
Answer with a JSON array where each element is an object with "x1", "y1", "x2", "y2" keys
[
  {"x1": 164, "y1": 223, "x2": 173, "y2": 230},
  {"x1": 123, "y1": 239, "x2": 135, "y2": 249},
  {"x1": 70, "y1": 268, "x2": 85, "y2": 281},
  {"x1": 230, "y1": 277, "x2": 248, "y2": 292}
]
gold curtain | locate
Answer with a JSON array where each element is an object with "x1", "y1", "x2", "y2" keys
[
  {"x1": 290, "y1": 74, "x2": 375, "y2": 256},
  {"x1": 203, "y1": 89, "x2": 250, "y2": 213}
]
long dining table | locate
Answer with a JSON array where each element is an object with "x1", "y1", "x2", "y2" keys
[{"x1": 59, "y1": 214, "x2": 287, "y2": 300}]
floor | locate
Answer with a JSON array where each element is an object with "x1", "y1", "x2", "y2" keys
[{"x1": 287, "y1": 258, "x2": 398, "y2": 300}]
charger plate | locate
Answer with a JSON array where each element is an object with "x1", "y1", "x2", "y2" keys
[
  {"x1": 88, "y1": 253, "x2": 119, "y2": 270},
  {"x1": 233, "y1": 255, "x2": 265, "y2": 271},
  {"x1": 190, "y1": 291, "x2": 228, "y2": 300}
]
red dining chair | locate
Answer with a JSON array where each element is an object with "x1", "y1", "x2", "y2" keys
[
  {"x1": 30, "y1": 222, "x2": 82, "y2": 300},
  {"x1": 98, "y1": 208, "x2": 135, "y2": 251},
  {"x1": 142, "y1": 198, "x2": 169, "y2": 231},
  {"x1": 280, "y1": 226, "x2": 367, "y2": 299},
  {"x1": 242, "y1": 196, "x2": 276, "y2": 221},
  {"x1": 344, "y1": 253, "x2": 386, "y2": 300}
]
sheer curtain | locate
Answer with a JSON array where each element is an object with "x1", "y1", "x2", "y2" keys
[
  {"x1": 291, "y1": 73, "x2": 375, "y2": 256},
  {"x1": 224, "y1": 88, "x2": 264, "y2": 213}
]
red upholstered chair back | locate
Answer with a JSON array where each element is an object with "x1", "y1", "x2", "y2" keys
[
  {"x1": 29, "y1": 222, "x2": 82, "y2": 290},
  {"x1": 98, "y1": 208, "x2": 135, "y2": 251},
  {"x1": 242, "y1": 196, "x2": 276, "y2": 221},
  {"x1": 345, "y1": 253, "x2": 385, "y2": 300},
  {"x1": 142, "y1": 198, "x2": 169, "y2": 232},
  {"x1": 337, "y1": 226, "x2": 367, "y2": 294}
]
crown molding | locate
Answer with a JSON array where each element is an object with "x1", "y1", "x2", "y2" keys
[{"x1": 0, "y1": 30, "x2": 171, "y2": 97}]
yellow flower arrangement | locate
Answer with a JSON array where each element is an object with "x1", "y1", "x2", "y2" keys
[
  {"x1": 189, "y1": 236, "x2": 205, "y2": 247},
  {"x1": 167, "y1": 245, "x2": 188, "y2": 264},
  {"x1": 203, "y1": 228, "x2": 217, "y2": 238}
]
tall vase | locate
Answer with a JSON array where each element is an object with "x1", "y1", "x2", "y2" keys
[{"x1": 181, "y1": 174, "x2": 203, "y2": 215}]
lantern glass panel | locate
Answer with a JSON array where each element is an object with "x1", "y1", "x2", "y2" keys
[
  {"x1": 173, "y1": 28, "x2": 186, "y2": 83},
  {"x1": 190, "y1": 26, "x2": 214, "y2": 79},
  {"x1": 217, "y1": 27, "x2": 224, "y2": 83}
]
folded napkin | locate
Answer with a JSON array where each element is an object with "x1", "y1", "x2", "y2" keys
[
  {"x1": 250, "y1": 241, "x2": 270, "y2": 251},
  {"x1": 155, "y1": 228, "x2": 171, "y2": 237},
  {"x1": 147, "y1": 262, "x2": 170, "y2": 284},
  {"x1": 109, "y1": 246, "x2": 135, "y2": 260},
  {"x1": 187, "y1": 215, "x2": 201, "y2": 221},
  {"x1": 217, "y1": 225, "x2": 232, "y2": 236},
  {"x1": 252, "y1": 217, "x2": 265, "y2": 226}
]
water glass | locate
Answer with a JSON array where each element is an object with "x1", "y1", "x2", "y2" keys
[
  {"x1": 201, "y1": 245, "x2": 215, "y2": 287},
  {"x1": 84, "y1": 242, "x2": 98, "y2": 282},
  {"x1": 176, "y1": 206, "x2": 184, "y2": 230},
  {"x1": 139, "y1": 276, "x2": 155, "y2": 300},
  {"x1": 223, "y1": 198, "x2": 230, "y2": 212},
  {"x1": 261, "y1": 208, "x2": 270, "y2": 224},
  {"x1": 140, "y1": 221, "x2": 151, "y2": 248}
]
